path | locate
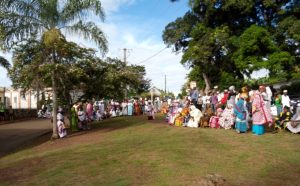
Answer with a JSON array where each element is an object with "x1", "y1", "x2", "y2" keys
[{"x1": 0, "y1": 119, "x2": 52, "y2": 156}]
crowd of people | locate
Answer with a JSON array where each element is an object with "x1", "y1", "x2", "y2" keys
[
  {"x1": 54, "y1": 85, "x2": 300, "y2": 138},
  {"x1": 165, "y1": 85, "x2": 300, "y2": 135},
  {"x1": 56, "y1": 98, "x2": 158, "y2": 138}
]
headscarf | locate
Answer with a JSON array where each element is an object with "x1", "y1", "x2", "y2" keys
[{"x1": 222, "y1": 103, "x2": 234, "y2": 117}]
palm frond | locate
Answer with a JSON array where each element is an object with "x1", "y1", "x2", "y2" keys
[
  {"x1": 0, "y1": 56, "x2": 11, "y2": 69},
  {"x1": 66, "y1": 20, "x2": 108, "y2": 54},
  {"x1": 0, "y1": 0, "x2": 41, "y2": 18},
  {"x1": 0, "y1": 0, "x2": 46, "y2": 49},
  {"x1": 61, "y1": 0, "x2": 105, "y2": 24}
]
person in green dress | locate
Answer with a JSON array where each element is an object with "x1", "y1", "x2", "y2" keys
[
  {"x1": 71, "y1": 105, "x2": 78, "y2": 132},
  {"x1": 274, "y1": 92, "x2": 282, "y2": 117}
]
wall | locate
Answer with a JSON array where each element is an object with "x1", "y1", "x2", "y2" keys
[{"x1": 4, "y1": 88, "x2": 38, "y2": 109}]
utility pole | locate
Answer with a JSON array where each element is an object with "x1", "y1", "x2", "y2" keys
[
  {"x1": 165, "y1": 74, "x2": 167, "y2": 95},
  {"x1": 123, "y1": 48, "x2": 127, "y2": 64}
]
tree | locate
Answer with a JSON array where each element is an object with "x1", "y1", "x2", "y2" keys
[
  {"x1": 164, "y1": 0, "x2": 300, "y2": 91},
  {"x1": 0, "y1": 0, "x2": 108, "y2": 139}
]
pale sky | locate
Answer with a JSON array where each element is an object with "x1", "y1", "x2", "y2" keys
[
  {"x1": 0, "y1": 0, "x2": 191, "y2": 95},
  {"x1": 0, "y1": 0, "x2": 270, "y2": 94}
]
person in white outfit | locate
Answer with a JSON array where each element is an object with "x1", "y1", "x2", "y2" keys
[
  {"x1": 281, "y1": 90, "x2": 290, "y2": 108},
  {"x1": 187, "y1": 105, "x2": 202, "y2": 128},
  {"x1": 286, "y1": 104, "x2": 300, "y2": 134}
]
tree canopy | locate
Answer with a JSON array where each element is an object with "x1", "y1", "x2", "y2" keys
[
  {"x1": 0, "y1": 0, "x2": 109, "y2": 138},
  {"x1": 164, "y1": 0, "x2": 300, "y2": 92}
]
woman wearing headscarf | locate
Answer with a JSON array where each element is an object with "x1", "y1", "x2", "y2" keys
[
  {"x1": 187, "y1": 105, "x2": 202, "y2": 128},
  {"x1": 286, "y1": 104, "x2": 300, "y2": 134},
  {"x1": 209, "y1": 108, "x2": 223, "y2": 128},
  {"x1": 71, "y1": 104, "x2": 78, "y2": 132},
  {"x1": 234, "y1": 98, "x2": 247, "y2": 133},
  {"x1": 219, "y1": 103, "x2": 235, "y2": 129},
  {"x1": 252, "y1": 87, "x2": 273, "y2": 135},
  {"x1": 174, "y1": 108, "x2": 183, "y2": 126}
]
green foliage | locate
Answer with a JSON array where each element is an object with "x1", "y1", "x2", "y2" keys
[
  {"x1": 165, "y1": 0, "x2": 300, "y2": 90},
  {"x1": 10, "y1": 38, "x2": 150, "y2": 104},
  {"x1": 0, "y1": 0, "x2": 108, "y2": 138},
  {"x1": 0, "y1": 0, "x2": 107, "y2": 52}
]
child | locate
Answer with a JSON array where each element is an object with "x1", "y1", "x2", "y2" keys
[
  {"x1": 274, "y1": 106, "x2": 291, "y2": 132},
  {"x1": 209, "y1": 108, "x2": 223, "y2": 128},
  {"x1": 147, "y1": 101, "x2": 155, "y2": 120}
]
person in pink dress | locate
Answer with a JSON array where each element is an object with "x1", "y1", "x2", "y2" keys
[
  {"x1": 252, "y1": 87, "x2": 273, "y2": 135},
  {"x1": 209, "y1": 108, "x2": 223, "y2": 128},
  {"x1": 86, "y1": 101, "x2": 93, "y2": 129}
]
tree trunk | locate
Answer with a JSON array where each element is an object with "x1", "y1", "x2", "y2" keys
[
  {"x1": 51, "y1": 70, "x2": 58, "y2": 139},
  {"x1": 202, "y1": 72, "x2": 211, "y2": 94},
  {"x1": 36, "y1": 88, "x2": 40, "y2": 110}
]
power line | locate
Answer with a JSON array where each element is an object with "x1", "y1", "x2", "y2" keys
[{"x1": 136, "y1": 47, "x2": 168, "y2": 65}]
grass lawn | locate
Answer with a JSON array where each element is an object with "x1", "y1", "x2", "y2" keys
[{"x1": 1, "y1": 115, "x2": 300, "y2": 185}]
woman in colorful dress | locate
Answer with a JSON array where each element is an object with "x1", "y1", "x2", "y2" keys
[
  {"x1": 234, "y1": 98, "x2": 247, "y2": 133},
  {"x1": 274, "y1": 92, "x2": 282, "y2": 116},
  {"x1": 174, "y1": 108, "x2": 183, "y2": 126},
  {"x1": 161, "y1": 100, "x2": 169, "y2": 114},
  {"x1": 219, "y1": 103, "x2": 235, "y2": 129},
  {"x1": 168, "y1": 101, "x2": 179, "y2": 125},
  {"x1": 134, "y1": 100, "x2": 141, "y2": 115},
  {"x1": 71, "y1": 105, "x2": 78, "y2": 132},
  {"x1": 252, "y1": 88, "x2": 273, "y2": 135},
  {"x1": 127, "y1": 100, "x2": 133, "y2": 116},
  {"x1": 209, "y1": 108, "x2": 223, "y2": 128},
  {"x1": 57, "y1": 108, "x2": 67, "y2": 138}
]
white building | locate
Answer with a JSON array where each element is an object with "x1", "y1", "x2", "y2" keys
[
  {"x1": 3, "y1": 87, "x2": 37, "y2": 109},
  {"x1": 0, "y1": 87, "x2": 54, "y2": 109}
]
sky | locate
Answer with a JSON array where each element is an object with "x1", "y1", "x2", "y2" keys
[{"x1": 0, "y1": 0, "x2": 191, "y2": 95}]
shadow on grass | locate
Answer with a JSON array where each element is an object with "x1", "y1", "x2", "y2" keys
[
  {"x1": 0, "y1": 131, "x2": 52, "y2": 158},
  {"x1": 1, "y1": 115, "x2": 153, "y2": 157}
]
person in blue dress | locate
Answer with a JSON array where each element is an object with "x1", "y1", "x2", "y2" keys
[
  {"x1": 127, "y1": 100, "x2": 133, "y2": 116},
  {"x1": 234, "y1": 97, "x2": 247, "y2": 133}
]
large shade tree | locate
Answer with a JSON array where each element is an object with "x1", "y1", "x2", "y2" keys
[
  {"x1": 164, "y1": 0, "x2": 300, "y2": 92},
  {"x1": 0, "y1": 0, "x2": 108, "y2": 138}
]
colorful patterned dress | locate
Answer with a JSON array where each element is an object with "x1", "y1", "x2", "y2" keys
[
  {"x1": 234, "y1": 99, "x2": 247, "y2": 133},
  {"x1": 252, "y1": 93, "x2": 273, "y2": 135},
  {"x1": 219, "y1": 104, "x2": 235, "y2": 129}
]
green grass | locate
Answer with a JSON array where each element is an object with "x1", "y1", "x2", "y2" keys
[{"x1": 1, "y1": 115, "x2": 300, "y2": 185}]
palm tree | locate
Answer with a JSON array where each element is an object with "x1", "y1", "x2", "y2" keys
[{"x1": 0, "y1": 0, "x2": 108, "y2": 138}]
